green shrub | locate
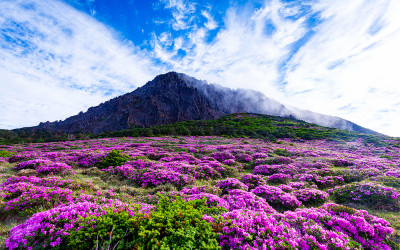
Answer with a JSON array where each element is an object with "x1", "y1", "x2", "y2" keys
[
  {"x1": 221, "y1": 165, "x2": 240, "y2": 178},
  {"x1": 66, "y1": 195, "x2": 225, "y2": 249},
  {"x1": 330, "y1": 181, "x2": 400, "y2": 210},
  {"x1": 273, "y1": 148, "x2": 292, "y2": 157},
  {"x1": 0, "y1": 150, "x2": 14, "y2": 158},
  {"x1": 67, "y1": 208, "x2": 139, "y2": 250},
  {"x1": 135, "y1": 195, "x2": 225, "y2": 249},
  {"x1": 98, "y1": 150, "x2": 131, "y2": 169},
  {"x1": 371, "y1": 175, "x2": 400, "y2": 189},
  {"x1": 380, "y1": 155, "x2": 393, "y2": 160}
]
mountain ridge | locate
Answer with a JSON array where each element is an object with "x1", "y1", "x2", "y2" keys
[{"x1": 34, "y1": 71, "x2": 378, "y2": 135}]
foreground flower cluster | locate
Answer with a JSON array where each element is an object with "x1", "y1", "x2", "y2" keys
[{"x1": 0, "y1": 135, "x2": 399, "y2": 249}]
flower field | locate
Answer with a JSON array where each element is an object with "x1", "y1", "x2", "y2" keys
[{"x1": 0, "y1": 135, "x2": 399, "y2": 249}]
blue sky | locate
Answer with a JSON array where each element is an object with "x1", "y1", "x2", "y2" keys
[{"x1": 1, "y1": 0, "x2": 400, "y2": 136}]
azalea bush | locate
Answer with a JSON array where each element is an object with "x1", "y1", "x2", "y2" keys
[
  {"x1": 216, "y1": 178, "x2": 248, "y2": 194},
  {"x1": 252, "y1": 185, "x2": 302, "y2": 212},
  {"x1": 330, "y1": 181, "x2": 400, "y2": 210},
  {"x1": 239, "y1": 173, "x2": 266, "y2": 190},
  {"x1": 293, "y1": 188, "x2": 329, "y2": 207}
]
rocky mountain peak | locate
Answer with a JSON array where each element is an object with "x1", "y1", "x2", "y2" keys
[{"x1": 35, "y1": 72, "x2": 378, "y2": 135}]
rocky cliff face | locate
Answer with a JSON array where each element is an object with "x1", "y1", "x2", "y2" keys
[
  {"x1": 39, "y1": 72, "x2": 226, "y2": 134},
  {"x1": 37, "y1": 72, "x2": 379, "y2": 135}
]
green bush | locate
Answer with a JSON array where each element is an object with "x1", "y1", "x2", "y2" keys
[
  {"x1": 135, "y1": 195, "x2": 225, "y2": 249},
  {"x1": 67, "y1": 208, "x2": 139, "y2": 250},
  {"x1": 66, "y1": 195, "x2": 225, "y2": 249},
  {"x1": 330, "y1": 181, "x2": 400, "y2": 210},
  {"x1": 273, "y1": 148, "x2": 292, "y2": 157},
  {"x1": 221, "y1": 165, "x2": 240, "y2": 178},
  {"x1": 0, "y1": 150, "x2": 14, "y2": 158},
  {"x1": 98, "y1": 150, "x2": 131, "y2": 169},
  {"x1": 371, "y1": 175, "x2": 400, "y2": 189}
]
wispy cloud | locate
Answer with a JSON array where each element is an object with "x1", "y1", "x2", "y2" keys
[
  {"x1": 152, "y1": 0, "x2": 400, "y2": 136},
  {"x1": 160, "y1": 0, "x2": 196, "y2": 30},
  {"x1": 0, "y1": 0, "x2": 158, "y2": 129},
  {"x1": 153, "y1": 0, "x2": 310, "y2": 102},
  {"x1": 282, "y1": 0, "x2": 400, "y2": 136}
]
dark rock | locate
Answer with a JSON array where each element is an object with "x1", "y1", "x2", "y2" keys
[{"x1": 35, "y1": 72, "x2": 379, "y2": 135}]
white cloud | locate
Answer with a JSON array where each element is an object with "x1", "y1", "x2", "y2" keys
[
  {"x1": 0, "y1": 0, "x2": 158, "y2": 129},
  {"x1": 282, "y1": 0, "x2": 400, "y2": 136},
  {"x1": 153, "y1": 0, "x2": 400, "y2": 136},
  {"x1": 160, "y1": 0, "x2": 196, "y2": 30},
  {"x1": 152, "y1": 0, "x2": 309, "y2": 105},
  {"x1": 201, "y1": 10, "x2": 218, "y2": 30}
]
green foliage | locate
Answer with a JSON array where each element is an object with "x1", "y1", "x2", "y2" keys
[
  {"x1": 136, "y1": 195, "x2": 225, "y2": 249},
  {"x1": 99, "y1": 113, "x2": 389, "y2": 144},
  {"x1": 372, "y1": 175, "x2": 400, "y2": 189},
  {"x1": 67, "y1": 208, "x2": 139, "y2": 250},
  {"x1": 65, "y1": 195, "x2": 226, "y2": 249},
  {"x1": 273, "y1": 148, "x2": 292, "y2": 157},
  {"x1": 221, "y1": 165, "x2": 240, "y2": 178},
  {"x1": 0, "y1": 150, "x2": 14, "y2": 158},
  {"x1": 330, "y1": 182, "x2": 400, "y2": 210},
  {"x1": 98, "y1": 150, "x2": 131, "y2": 169},
  {"x1": 0, "y1": 113, "x2": 391, "y2": 145},
  {"x1": 379, "y1": 155, "x2": 393, "y2": 160}
]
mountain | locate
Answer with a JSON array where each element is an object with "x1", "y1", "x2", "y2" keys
[{"x1": 35, "y1": 72, "x2": 378, "y2": 135}]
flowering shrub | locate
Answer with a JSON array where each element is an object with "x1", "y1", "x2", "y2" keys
[
  {"x1": 235, "y1": 153, "x2": 252, "y2": 162},
  {"x1": 278, "y1": 184, "x2": 295, "y2": 193},
  {"x1": 220, "y1": 209, "x2": 300, "y2": 249},
  {"x1": 223, "y1": 189, "x2": 276, "y2": 213},
  {"x1": 5, "y1": 200, "x2": 147, "y2": 249},
  {"x1": 386, "y1": 170, "x2": 400, "y2": 179},
  {"x1": 35, "y1": 162, "x2": 75, "y2": 175},
  {"x1": 268, "y1": 173, "x2": 291, "y2": 184},
  {"x1": 74, "y1": 152, "x2": 104, "y2": 167},
  {"x1": 330, "y1": 181, "x2": 400, "y2": 210},
  {"x1": 252, "y1": 185, "x2": 302, "y2": 212},
  {"x1": 181, "y1": 185, "x2": 220, "y2": 195},
  {"x1": 0, "y1": 182, "x2": 74, "y2": 215},
  {"x1": 284, "y1": 203, "x2": 394, "y2": 249},
  {"x1": 263, "y1": 156, "x2": 293, "y2": 165},
  {"x1": 103, "y1": 164, "x2": 137, "y2": 180},
  {"x1": 371, "y1": 175, "x2": 400, "y2": 189},
  {"x1": 240, "y1": 174, "x2": 266, "y2": 190},
  {"x1": 8, "y1": 152, "x2": 38, "y2": 163},
  {"x1": 0, "y1": 136, "x2": 399, "y2": 248},
  {"x1": 331, "y1": 158, "x2": 354, "y2": 167},
  {"x1": 296, "y1": 174, "x2": 344, "y2": 189},
  {"x1": 185, "y1": 192, "x2": 229, "y2": 210},
  {"x1": 15, "y1": 159, "x2": 52, "y2": 170},
  {"x1": 251, "y1": 152, "x2": 269, "y2": 160},
  {"x1": 132, "y1": 169, "x2": 195, "y2": 188},
  {"x1": 212, "y1": 151, "x2": 235, "y2": 162},
  {"x1": 217, "y1": 178, "x2": 248, "y2": 194},
  {"x1": 253, "y1": 164, "x2": 281, "y2": 175},
  {"x1": 335, "y1": 168, "x2": 380, "y2": 183},
  {"x1": 288, "y1": 181, "x2": 307, "y2": 190},
  {"x1": 293, "y1": 188, "x2": 329, "y2": 207},
  {"x1": 1, "y1": 176, "x2": 94, "y2": 191}
]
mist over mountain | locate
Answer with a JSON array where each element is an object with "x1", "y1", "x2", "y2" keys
[{"x1": 36, "y1": 72, "x2": 378, "y2": 135}]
